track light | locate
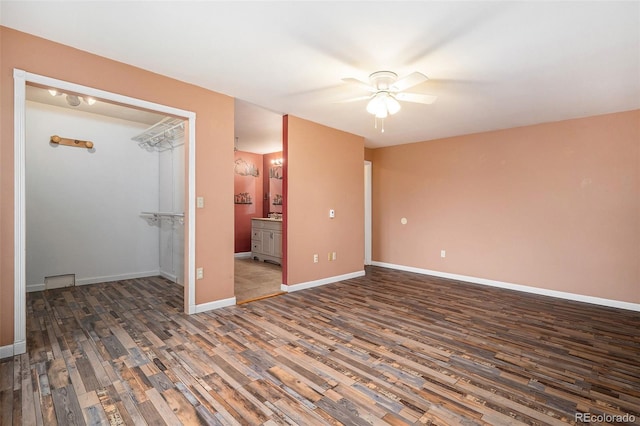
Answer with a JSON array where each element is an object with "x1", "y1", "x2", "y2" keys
[{"x1": 48, "y1": 88, "x2": 97, "y2": 107}]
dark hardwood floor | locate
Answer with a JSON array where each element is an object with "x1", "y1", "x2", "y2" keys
[{"x1": 2, "y1": 266, "x2": 639, "y2": 425}]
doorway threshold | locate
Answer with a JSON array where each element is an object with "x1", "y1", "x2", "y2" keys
[{"x1": 236, "y1": 291, "x2": 286, "y2": 305}]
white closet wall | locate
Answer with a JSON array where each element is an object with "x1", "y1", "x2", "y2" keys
[
  {"x1": 158, "y1": 142, "x2": 185, "y2": 284},
  {"x1": 25, "y1": 101, "x2": 160, "y2": 291}
]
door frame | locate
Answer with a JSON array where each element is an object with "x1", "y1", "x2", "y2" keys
[
  {"x1": 13, "y1": 69, "x2": 197, "y2": 355},
  {"x1": 364, "y1": 160, "x2": 372, "y2": 265}
]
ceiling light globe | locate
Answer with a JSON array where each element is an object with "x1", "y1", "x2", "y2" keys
[{"x1": 386, "y1": 96, "x2": 401, "y2": 115}]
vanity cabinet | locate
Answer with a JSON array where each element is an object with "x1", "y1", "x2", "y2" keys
[{"x1": 251, "y1": 218, "x2": 282, "y2": 265}]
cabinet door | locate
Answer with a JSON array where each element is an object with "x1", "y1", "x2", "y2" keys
[
  {"x1": 273, "y1": 232, "x2": 282, "y2": 257},
  {"x1": 262, "y1": 230, "x2": 275, "y2": 256}
]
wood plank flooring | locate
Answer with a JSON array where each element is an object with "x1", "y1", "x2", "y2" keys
[{"x1": 2, "y1": 266, "x2": 639, "y2": 425}]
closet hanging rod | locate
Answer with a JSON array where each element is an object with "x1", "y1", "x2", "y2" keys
[{"x1": 141, "y1": 212, "x2": 184, "y2": 217}]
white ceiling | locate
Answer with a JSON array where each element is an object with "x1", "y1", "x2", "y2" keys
[{"x1": 3, "y1": 1, "x2": 639, "y2": 149}]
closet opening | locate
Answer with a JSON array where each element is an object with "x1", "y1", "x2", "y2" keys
[
  {"x1": 13, "y1": 70, "x2": 196, "y2": 356},
  {"x1": 25, "y1": 84, "x2": 185, "y2": 290}
]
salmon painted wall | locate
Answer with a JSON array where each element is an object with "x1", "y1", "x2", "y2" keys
[
  {"x1": 364, "y1": 148, "x2": 374, "y2": 162},
  {"x1": 0, "y1": 27, "x2": 235, "y2": 347},
  {"x1": 234, "y1": 150, "x2": 264, "y2": 253},
  {"x1": 372, "y1": 110, "x2": 640, "y2": 304},
  {"x1": 286, "y1": 116, "x2": 364, "y2": 285}
]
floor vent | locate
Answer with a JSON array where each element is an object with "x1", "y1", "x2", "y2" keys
[{"x1": 44, "y1": 274, "x2": 76, "y2": 290}]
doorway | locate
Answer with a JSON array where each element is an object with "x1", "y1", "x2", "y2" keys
[
  {"x1": 233, "y1": 99, "x2": 284, "y2": 303},
  {"x1": 13, "y1": 69, "x2": 196, "y2": 355}
]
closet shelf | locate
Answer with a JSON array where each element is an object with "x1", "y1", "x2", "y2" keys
[{"x1": 132, "y1": 117, "x2": 185, "y2": 152}]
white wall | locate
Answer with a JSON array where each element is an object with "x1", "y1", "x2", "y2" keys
[{"x1": 26, "y1": 101, "x2": 160, "y2": 290}]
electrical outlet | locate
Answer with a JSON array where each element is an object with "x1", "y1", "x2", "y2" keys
[
  {"x1": 329, "y1": 209, "x2": 335, "y2": 218},
  {"x1": 196, "y1": 267, "x2": 204, "y2": 279},
  {"x1": 313, "y1": 254, "x2": 318, "y2": 263},
  {"x1": 441, "y1": 250, "x2": 446, "y2": 258},
  {"x1": 197, "y1": 197, "x2": 205, "y2": 208}
]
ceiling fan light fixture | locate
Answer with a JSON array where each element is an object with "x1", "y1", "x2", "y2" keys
[
  {"x1": 385, "y1": 95, "x2": 401, "y2": 115},
  {"x1": 366, "y1": 92, "x2": 400, "y2": 118},
  {"x1": 366, "y1": 92, "x2": 387, "y2": 117}
]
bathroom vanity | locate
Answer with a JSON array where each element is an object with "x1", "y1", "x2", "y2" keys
[{"x1": 251, "y1": 218, "x2": 282, "y2": 265}]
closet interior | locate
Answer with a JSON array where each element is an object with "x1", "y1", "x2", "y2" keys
[
  {"x1": 134, "y1": 117, "x2": 186, "y2": 285},
  {"x1": 25, "y1": 85, "x2": 185, "y2": 292}
]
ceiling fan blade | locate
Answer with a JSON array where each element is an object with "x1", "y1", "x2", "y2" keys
[
  {"x1": 335, "y1": 95, "x2": 373, "y2": 103},
  {"x1": 391, "y1": 72, "x2": 428, "y2": 92},
  {"x1": 395, "y1": 92, "x2": 438, "y2": 104},
  {"x1": 342, "y1": 77, "x2": 376, "y2": 92}
]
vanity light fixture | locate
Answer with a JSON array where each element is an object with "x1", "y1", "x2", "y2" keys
[{"x1": 271, "y1": 158, "x2": 283, "y2": 166}]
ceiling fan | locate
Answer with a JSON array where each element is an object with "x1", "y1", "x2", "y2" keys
[{"x1": 341, "y1": 71, "x2": 437, "y2": 131}]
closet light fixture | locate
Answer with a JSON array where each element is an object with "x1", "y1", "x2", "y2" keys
[{"x1": 48, "y1": 88, "x2": 97, "y2": 107}]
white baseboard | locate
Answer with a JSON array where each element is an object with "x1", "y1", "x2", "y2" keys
[
  {"x1": 160, "y1": 271, "x2": 177, "y2": 282},
  {"x1": 0, "y1": 339, "x2": 26, "y2": 360},
  {"x1": 372, "y1": 261, "x2": 640, "y2": 312},
  {"x1": 76, "y1": 270, "x2": 160, "y2": 286},
  {"x1": 0, "y1": 344, "x2": 14, "y2": 359},
  {"x1": 26, "y1": 283, "x2": 45, "y2": 293},
  {"x1": 234, "y1": 252, "x2": 252, "y2": 259},
  {"x1": 191, "y1": 296, "x2": 237, "y2": 314},
  {"x1": 26, "y1": 270, "x2": 161, "y2": 292},
  {"x1": 283, "y1": 270, "x2": 366, "y2": 293}
]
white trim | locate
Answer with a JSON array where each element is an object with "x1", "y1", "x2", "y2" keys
[
  {"x1": 1, "y1": 339, "x2": 27, "y2": 359},
  {"x1": 14, "y1": 70, "x2": 198, "y2": 356},
  {"x1": 234, "y1": 252, "x2": 252, "y2": 259},
  {"x1": 0, "y1": 344, "x2": 15, "y2": 359},
  {"x1": 187, "y1": 118, "x2": 196, "y2": 314},
  {"x1": 76, "y1": 271, "x2": 160, "y2": 286},
  {"x1": 193, "y1": 297, "x2": 237, "y2": 313},
  {"x1": 364, "y1": 161, "x2": 372, "y2": 266},
  {"x1": 372, "y1": 261, "x2": 640, "y2": 312},
  {"x1": 283, "y1": 270, "x2": 366, "y2": 293},
  {"x1": 27, "y1": 271, "x2": 177, "y2": 292},
  {"x1": 26, "y1": 283, "x2": 45, "y2": 293},
  {"x1": 13, "y1": 339, "x2": 26, "y2": 356},
  {"x1": 13, "y1": 69, "x2": 27, "y2": 356},
  {"x1": 160, "y1": 271, "x2": 178, "y2": 282}
]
